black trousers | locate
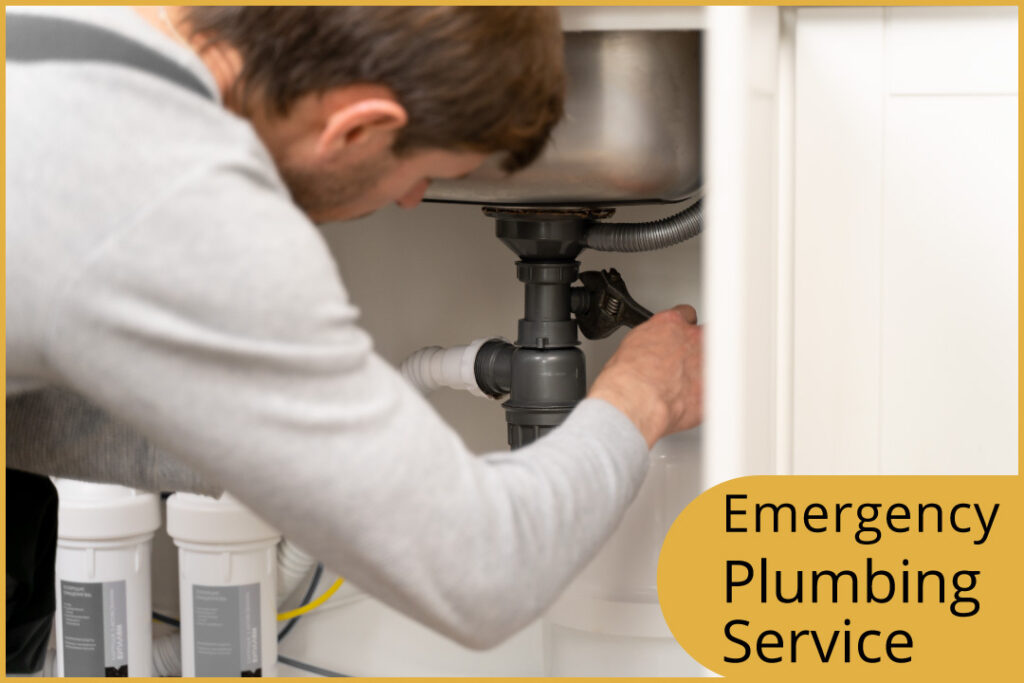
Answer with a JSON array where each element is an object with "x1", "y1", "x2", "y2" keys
[{"x1": 5, "y1": 469, "x2": 58, "y2": 674}]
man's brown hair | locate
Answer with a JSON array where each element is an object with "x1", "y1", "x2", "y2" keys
[{"x1": 183, "y1": 6, "x2": 565, "y2": 171}]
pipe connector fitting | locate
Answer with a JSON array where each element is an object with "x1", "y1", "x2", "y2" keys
[
  {"x1": 473, "y1": 340, "x2": 516, "y2": 398},
  {"x1": 399, "y1": 339, "x2": 497, "y2": 398}
]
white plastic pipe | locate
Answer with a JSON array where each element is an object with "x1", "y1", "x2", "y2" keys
[
  {"x1": 277, "y1": 539, "x2": 317, "y2": 605},
  {"x1": 152, "y1": 634, "x2": 182, "y2": 677},
  {"x1": 399, "y1": 339, "x2": 494, "y2": 398}
]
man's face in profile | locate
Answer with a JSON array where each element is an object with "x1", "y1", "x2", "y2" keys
[{"x1": 280, "y1": 142, "x2": 487, "y2": 224}]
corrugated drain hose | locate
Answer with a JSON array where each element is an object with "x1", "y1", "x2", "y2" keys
[{"x1": 584, "y1": 199, "x2": 703, "y2": 252}]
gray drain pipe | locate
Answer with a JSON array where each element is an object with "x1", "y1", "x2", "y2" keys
[{"x1": 584, "y1": 199, "x2": 703, "y2": 253}]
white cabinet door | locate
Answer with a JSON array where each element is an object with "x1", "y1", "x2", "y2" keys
[{"x1": 790, "y1": 7, "x2": 1018, "y2": 474}]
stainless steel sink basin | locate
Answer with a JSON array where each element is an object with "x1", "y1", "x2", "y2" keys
[{"x1": 425, "y1": 31, "x2": 702, "y2": 207}]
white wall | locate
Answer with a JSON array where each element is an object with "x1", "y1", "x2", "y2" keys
[{"x1": 320, "y1": 201, "x2": 702, "y2": 453}]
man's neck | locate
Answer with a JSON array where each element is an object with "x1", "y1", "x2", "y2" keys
[{"x1": 133, "y1": 6, "x2": 241, "y2": 106}]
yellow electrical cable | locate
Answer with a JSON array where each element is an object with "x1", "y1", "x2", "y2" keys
[{"x1": 276, "y1": 577, "x2": 345, "y2": 621}]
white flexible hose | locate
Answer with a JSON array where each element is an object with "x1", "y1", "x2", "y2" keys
[
  {"x1": 152, "y1": 633, "x2": 182, "y2": 677},
  {"x1": 277, "y1": 539, "x2": 317, "y2": 605},
  {"x1": 399, "y1": 339, "x2": 492, "y2": 398}
]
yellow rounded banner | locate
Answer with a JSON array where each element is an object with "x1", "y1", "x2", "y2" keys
[{"x1": 658, "y1": 475, "x2": 1022, "y2": 679}]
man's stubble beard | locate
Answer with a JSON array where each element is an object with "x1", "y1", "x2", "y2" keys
[{"x1": 277, "y1": 153, "x2": 392, "y2": 223}]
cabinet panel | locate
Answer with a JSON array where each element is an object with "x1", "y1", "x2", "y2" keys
[
  {"x1": 793, "y1": 8, "x2": 885, "y2": 474},
  {"x1": 791, "y1": 7, "x2": 1018, "y2": 475},
  {"x1": 880, "y1": 96, "x2": 1018, "y2": 473},
  {"x1": 888, "y1": 6, "x2": 1018, "y2": 95}
]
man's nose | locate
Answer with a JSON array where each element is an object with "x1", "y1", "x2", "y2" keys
[{"x1": 396, "y1": 180, "x2": 430, "y2": 209}]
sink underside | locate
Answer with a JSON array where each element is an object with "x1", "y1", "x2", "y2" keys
[{"x1": 426, "y1": 30, "x2": 703, "y2": 207}]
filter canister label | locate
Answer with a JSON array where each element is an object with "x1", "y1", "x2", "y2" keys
[
  {"x1": 60, "y1": 580, "x2": 128, "y2": 677},
  {"x1": 193, "y1": 583, "x2": 262, "y2": 677}
]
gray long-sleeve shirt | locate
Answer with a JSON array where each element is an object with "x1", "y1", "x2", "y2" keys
[{"x1": 5, "y1": 7, "x2": 650, "y2": 648}]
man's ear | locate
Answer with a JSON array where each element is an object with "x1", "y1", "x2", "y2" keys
[{"x1": 315, "y1": 97, "x2": 408, "y2": 158}]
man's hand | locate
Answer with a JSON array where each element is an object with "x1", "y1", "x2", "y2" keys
[{"x1": 588, "y1": 305, "x2": 703, "y2": 447}]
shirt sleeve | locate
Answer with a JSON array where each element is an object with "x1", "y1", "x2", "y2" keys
[
  {"x1": 6, "y1": 387, "x2": 219, "y2": 496},
  {"x1": 45, "y1": 160, "x2": 651, "y2": 649}
]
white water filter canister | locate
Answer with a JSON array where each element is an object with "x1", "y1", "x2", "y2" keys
[
  {"x1": 54, "y1": 479, "x2": 161, "y2": 677},
  {"x1": 167, "y1": 493, "x2": 280, "y2": 677}
]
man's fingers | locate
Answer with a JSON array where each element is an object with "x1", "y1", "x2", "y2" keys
[{"x1": 671, "y1": 304, "x2": 698, "y2": 325}]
